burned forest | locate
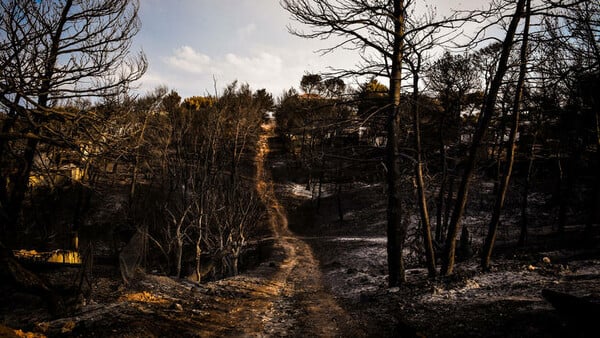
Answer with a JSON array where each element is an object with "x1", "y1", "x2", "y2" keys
[{"x1": 1, "y1": 0, "x2": 599, "y2": 337}]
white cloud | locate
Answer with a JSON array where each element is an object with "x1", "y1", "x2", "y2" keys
[
  {"x1": 224, "y1": 52, "x2": 283, "y2": 76},
  {"x1": 166, "y1": 46, "x2": 214, "y2": 74},
  {"x1": 138, "y1": 42, "x2": 365, "y2": 98},
  {"x1": 156, "y1": 45, "x2": 290, "y2": 96}
]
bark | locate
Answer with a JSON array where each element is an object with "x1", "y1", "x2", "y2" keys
[
  {"x1": 5, "y1": 0, "x2": 73, "y2": 233},
  {"x1": 386, "y1": 0, "x2": 406, "y2": 287},
  {"x1": 441, "y1": 0, "x2": 527, "y2": 275},
  {"x1": 436, "y1": 122, "x2": 448, "y2": 242},
  {"x1": 443, "y1": 175, "x2": 455, "y2": 238},
  {"x1": 481, "y1": 0, "x2": 531, "y2": 270},
  {"x1": 194, "y1": 213, "x2": 204, "y2": 283},
  {"x1": 0, "y1": 96, "x2": 20, "y2": 229},
  {"x1": 412, "y1": 63, "x2": 436, "y2": 276}
]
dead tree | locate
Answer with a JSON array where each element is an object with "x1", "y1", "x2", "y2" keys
[
  {"x1": 0, "y1": 0, "x2": 146, "y2": 237},
  {"x1": 441, "y1": 0, "x2": 528, "y2": 276},
  {"x1": 282, "y1": 0, "x2": 470, "y2": 286},
  {"x1": 481, "y1": 0, "x2": 532, "y2": 270}
]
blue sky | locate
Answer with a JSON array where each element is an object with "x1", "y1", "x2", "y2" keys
[{"x1": 133, "y1": 0, "x2": 487, "y2": 99}]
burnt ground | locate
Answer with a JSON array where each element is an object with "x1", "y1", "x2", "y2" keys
[
  {"x1": 1, "y1": 123, "x2": 599, "y2": 337},
  {"x1": 284, "y1": 179, "x2": 600, "y2": 337}
]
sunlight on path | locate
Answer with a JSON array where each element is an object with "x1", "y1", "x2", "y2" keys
[
  {"x1": 254, "y1": 122, "x2": 353, "y2": 336},
  {"x1": 194, "y1": 121, "x2": 355, "y2": 337}
]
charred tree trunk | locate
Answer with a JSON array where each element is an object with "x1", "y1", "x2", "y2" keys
[
  {"x1": 436, "y1": 121, "x2": 447, "y2": 243},
  {"x1": 386, "y1": 0, "x2": 407, "y2": 287},
  {"x1": 443, "y1": 174, "x2": 455, "y2": 240},
  {"x1": 411, "y1": 58, "x2": 436, "y2": 276},
  {"x1": 441, "y1": 0, "x2": 527, "y2": 275},
  {"x1": 481, "y1": 0, "x2": 531, "y2": 270},
  {"x1": 6, "y1": 0, "x2": 73, "y2": 235},
  {"x1": 7, "y1": 138, "x2": 38, "y2": 231},
  {"x1": 0, "y1": 96, "x2": 20, "y2": 233}
]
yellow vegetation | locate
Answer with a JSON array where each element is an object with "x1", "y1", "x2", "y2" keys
[
  {"x1": 13, "y1": 249, "x2": 81, "y2": 265},
  {"x1": 120, "y1": 291, "x2": 167, "y2": 304}
]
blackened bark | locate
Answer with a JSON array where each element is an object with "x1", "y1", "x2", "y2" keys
[
  {"x1": 6, "y1": 0, "x2": 73, "y2": 234},
  {"x1": 481, "y1": 0, "x2": 531, "y2": 270},
  {"x1": 412, "y1": 65, "x2": 436, "y2": 276},
  {"x1": 436, "y1": 123, "x2": 447, "y2": 242},
  {"x1": 441, "y1": 0, "x2": 527, "y2": 275},
  {"x1": 386, "y1": 0, "x2": 406, "y2": 287}
]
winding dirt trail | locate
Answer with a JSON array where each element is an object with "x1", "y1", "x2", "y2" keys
[{"x1": 194, "y1": 122, "x2": 358, "y2": 336}]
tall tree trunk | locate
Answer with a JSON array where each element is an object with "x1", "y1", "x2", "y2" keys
[
  {"x1": 412, "y1": 62, "x2": 436, "y2": 276},
  {"x1": 6, "y1": 0, "x2": 73, "y2": 234},
  {"x1": 441, "y1": 0, "x2": 527, "y2": 276},
  {"x1": 493, "y1": 104, "x2": 509, "y2": 195},
  {"x1": 481, "y1": 0, "x2": 531, "y2": 270},
  {"x1": 7, "y1": 138, "x2": 38, "y2": 230},
  {"x1": 0, "y1": 96, "x2": 20, "y2": 231},
  {"x1": 436, "y1": 123, "x2": 447, "y2": 242},
  {"x1": 386, "y1": 0, "x2": 406, "y2": 287},
  {"x1": 443, "y1": 174, "x2": 455, "y2": 239}
]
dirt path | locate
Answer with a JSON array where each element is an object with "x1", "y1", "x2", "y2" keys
[{"x1": 191, "y1": 122, "x2": 358, "y2": 336}]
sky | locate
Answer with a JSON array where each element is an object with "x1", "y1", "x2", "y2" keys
[{"x1": 133, "y1": 0, "x2": 488, "y2": 99}]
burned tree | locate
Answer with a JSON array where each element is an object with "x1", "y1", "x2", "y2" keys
[
  {"x1": 0, "y1": 0, "x2": 146, "y2": 239},
  {"x1": 441, "y1": 0, "x2": 528, "y2": 275},
  {"x1": 282, "y1": 0, "x2": 410, "y2": 286}
]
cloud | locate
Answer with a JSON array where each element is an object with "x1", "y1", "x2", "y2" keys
[
  {"x1": 166, "y1": 46, "x2": 214, "y2": 74},
  {"x1": 224, "y1": 52, "x2": 283, "y2": 77},
  {"x1": 158, "y1": 45, "x2": 289, "y2": 95}
]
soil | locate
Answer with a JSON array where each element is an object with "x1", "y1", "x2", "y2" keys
[{"x1": 1, "y1": 122, "x2": 599, "y2": 337}]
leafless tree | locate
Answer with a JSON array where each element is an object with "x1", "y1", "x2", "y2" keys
[
  {"x1": 481, "y1": 0, "x2": 532, "y2": 271},
  {"x1": 0, "y1": 0, "x2": 146, "y2": 236},
  {"x1": 282, "y1": 0, "x2": 475, "y2": 285},
  {"x1": 441, "y1": 0, "x2": 528, "y2": 275}
]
